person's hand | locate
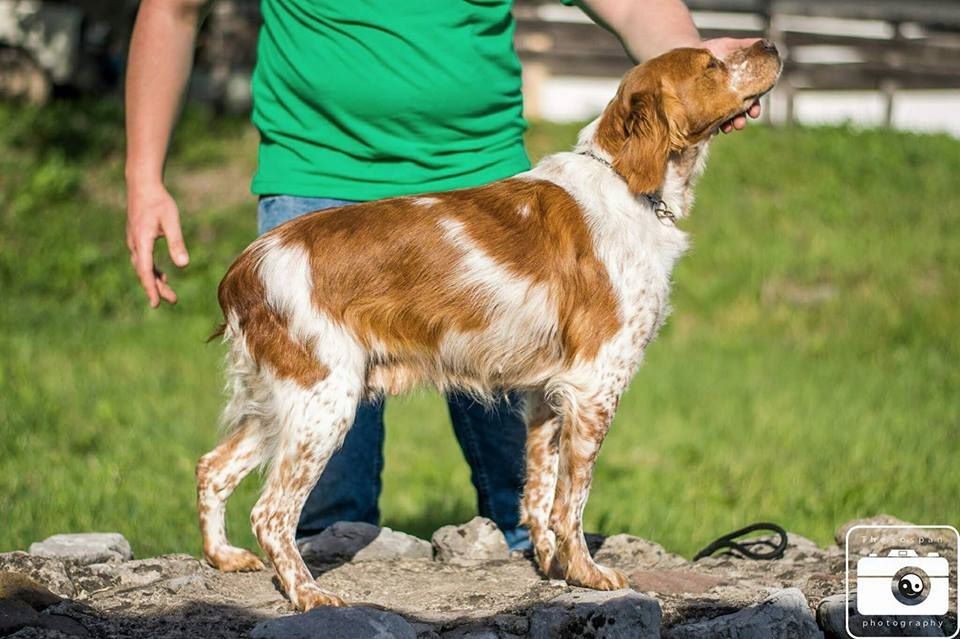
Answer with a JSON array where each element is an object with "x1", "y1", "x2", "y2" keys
[
  {"x1": 701, "y1": 37, "x2": 764, "y2": 133},
  {"x1": 125, "y1": 181, "x2": 189, "y2": 307}
]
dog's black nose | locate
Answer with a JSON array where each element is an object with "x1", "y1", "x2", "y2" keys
[{"x1": 758, "y1": 39, "x2": 778, "y2": 54}]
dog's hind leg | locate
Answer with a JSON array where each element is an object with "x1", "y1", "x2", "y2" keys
[
  {"x1": 197, "y1": 418, "x2": 267, "y2": 572},
  {"x1": 250, "y1": 368, "x2": 363, "y2": 611},
  {"x1": 520, "y1": 391, "x2": 563, "y2": 578},
  {"x1": 549, "y1": 383, "x2": 628, "y2": 591}
]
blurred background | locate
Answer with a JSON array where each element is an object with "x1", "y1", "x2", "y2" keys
[
  {"x1": 1, "y1": 0, "x2": 957, "y2": 559},
  {"x1": 5, "y1": 0, "x2": 960, "y2": 128}
]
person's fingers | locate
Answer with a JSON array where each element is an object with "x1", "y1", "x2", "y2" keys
[
  {"x1": 702, "y1": 37, "x2": 761, "y2": 59},
  {"x1": 721, "y1": 114, "x2": 747, "y2": 133},
  {"x1": 721, "y1": 37, "x2": 761, "y2": 55},
  {"x1": 156, "y1": 269, "x2": 178, "y2": 304},
  {"x1": 134, "y1": 240, "x2": 160, "y2": 308},
  {"x1": 748, "y1": 100, "x2": 762, "y2": 119},
  {"x1": 161, "y1": 212, "x2": 190, "y2": 267}
]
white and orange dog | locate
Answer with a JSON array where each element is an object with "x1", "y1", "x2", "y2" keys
[{"x1": 196, "y1": 42, "x2": 781, "y2": 610}]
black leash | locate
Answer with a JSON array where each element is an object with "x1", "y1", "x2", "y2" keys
[{"x1": 693, "y1": 522, "x2": 789, "y2": 561}]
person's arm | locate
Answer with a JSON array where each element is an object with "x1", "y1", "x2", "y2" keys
[
  {"x1": 575, "y1": 0, "x2": 762, "y2": 132},
  {"x1": 125, "y1": 0, "x2": 210, "y2": 307}
]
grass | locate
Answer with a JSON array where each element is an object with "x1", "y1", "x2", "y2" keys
[{"x1": 1, "y1": 99, "x2": 957, "y2": 561}]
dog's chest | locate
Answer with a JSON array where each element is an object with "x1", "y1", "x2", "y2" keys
[{"x1": 597, "y1": 221, "x2": 688, "y2": 371}]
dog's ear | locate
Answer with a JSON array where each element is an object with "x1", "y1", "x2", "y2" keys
[
  {"x1": 609, "y1": 82, "x2": 685, "y2": 195},
  {"x1": 597, "y1": 77, "x2": 685, "y2": 194}
]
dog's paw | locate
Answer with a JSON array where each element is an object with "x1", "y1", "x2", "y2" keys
[
  {"x1": 294, "y1": 582, "x2": 347, "y2": 611},
  {"x1": 565, "y1": 562, "x2": 629, "y2": 591},
  {"x1": 205, "y1": 546, "x2": 266, "y2": 572},
  {"x1": 594, "y1": 565, "x2": 630, "y2": 590},
  {"x1": 531, "y1": 529, "x2": 561, "y2": 579}
]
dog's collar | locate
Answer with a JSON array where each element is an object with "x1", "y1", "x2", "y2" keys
[{"x1": 577, "y1": 150, "x2": 677, "y2": 225}]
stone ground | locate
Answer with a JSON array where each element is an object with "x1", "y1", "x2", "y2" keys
[{"x1": 1, "y1": 515, "x2": 956, "y2": 638}]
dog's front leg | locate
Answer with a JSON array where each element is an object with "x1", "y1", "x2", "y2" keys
[
  {"x1": 520, "y1": 392, "x2": 563, "y2": 578},
  {"x1": 549, "y1": 387, "x2": 628, "y2": 591}
]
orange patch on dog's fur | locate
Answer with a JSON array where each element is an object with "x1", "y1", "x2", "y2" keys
[
  {"x1": 218, "y1": 249, "x2": 329, "y2": 387},
  {"x1": 272, "y1": 178, "x2": 621, "y2": 366}
]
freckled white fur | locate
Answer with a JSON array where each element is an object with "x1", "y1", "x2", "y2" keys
[{"x1": 248, "y1": 370, "x2": 361, "y2": 609}]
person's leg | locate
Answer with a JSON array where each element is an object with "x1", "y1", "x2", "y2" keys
[
  {"x1": 296, "y1": 397, "x2": 385, "y2": 536},
  {"x1": 256, "y1": 195, "x2": 386, "y2": 538},
  {"x1": 447, "y1": 392, "x2": 531, "y2": 551}
]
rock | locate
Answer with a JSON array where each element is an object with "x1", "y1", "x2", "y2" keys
[
  {"x1": 7, "y1": 628, "x2": 76, "y2": 639},
  {"x1": 432, "y1": 517, "x2": 510, "y2": 565},
  {"x1": 595, "y1": 534, "x2": 687, "y2": 570},
  {"x1": 0, "y1": 596, "x2": 90, "y2": 638},
  {"x1": 0, "y1": 554, "x2": 74, "y2": 598},
  {"x1": 0, "y1": 598, "x2": 39, "y2": 635},
  {"x1": 665, "y1": 588, "x2": 823, "y2": 638},
  {"x1": 249, "y1": 606, "x2": 416, "y2": 639},
  {"x1": 629, "y1": 568, "x2": 726, "y2": 595},
  {"x1": 817, "y1": 593, "x2": 948, "y2": 638},
  {"x1": 70, "y1": 555, "x2": 202, "y2": 596},
  {"x1": 529, "y1": 588, "x2": 662, "y2": 639},
  {"x1": 29, "y1": 533, "x2": 132, "y2": 565},
  {"x1": 835, "y1": 515, "x2": 914, "y2": 546},
  {"x1": 299, "y1": 522, "x2": 432, "y2": 565},
  {"x1": 34, "y1": 612, "x2": 91, "y2": 637},
  {"x1": 491, "y1": 614, "x2": 529, "y2": 636},
  {"x1": 0, "y1": 572, "x2": 62, "y2": 610},
  {"x1": 442, "y1": 625, "x2": 500, "y2": 639},
  {"x1": 315, "y1": 557, "x2": 555, "y2": 626},
  {"x1": 411, "y1": 621, "x2": 442, "y2": 639},
  {"x1": 163, "y1": 574, "x2": 205, "y2": 594},
  {"x1": 443, "y1": 614, "x2": 529, "y2": 639}
]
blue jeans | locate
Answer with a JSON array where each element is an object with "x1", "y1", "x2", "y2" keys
[{"x1": 258, "y1": 195, "x2": 530, "y2": 551}]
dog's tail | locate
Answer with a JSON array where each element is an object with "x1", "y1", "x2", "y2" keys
[
  {"x1": 206, "y1": 322, "x2": 227, "y2": 343},
  {"x1": 209, "y1": 235, "x2": 274, "y2": 346}
]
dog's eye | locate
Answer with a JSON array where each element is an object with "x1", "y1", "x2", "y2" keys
[{"x1": 706, "y1": 58, "x2": 722, "y2": 71}]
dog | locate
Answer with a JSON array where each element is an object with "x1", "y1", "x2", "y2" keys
[{"x1": 196, "y1": 41, "x2": 782, "y2": 611}]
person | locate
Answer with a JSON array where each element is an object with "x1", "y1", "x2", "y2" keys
[{"x1": 124, "y1": 0, "x2": 761, "y2": 550}]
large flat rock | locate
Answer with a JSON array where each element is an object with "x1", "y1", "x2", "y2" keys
[
  {"x1": 29, "y1": 533, "x2": 132, "y2": 565},
  {"x1": 1, "y1": 517, "x2": 931, "y2": 638}
]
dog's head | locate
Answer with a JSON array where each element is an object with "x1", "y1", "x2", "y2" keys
[{"x1": 594, "y1": 41, "x2": 782, "y2": 194}]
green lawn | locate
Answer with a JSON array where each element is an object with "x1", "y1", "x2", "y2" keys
[{"x1": 1, "y1": 100, "x2": 957, "y2": 560}]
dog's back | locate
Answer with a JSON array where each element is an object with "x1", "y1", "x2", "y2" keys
[{"x1": 217, "y1": 178, "x2": 621, "y2": 397}]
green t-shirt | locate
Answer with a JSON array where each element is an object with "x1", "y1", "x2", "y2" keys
[{"x1": 250, "y1": 0, "x2": 532, "y2": 200}]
